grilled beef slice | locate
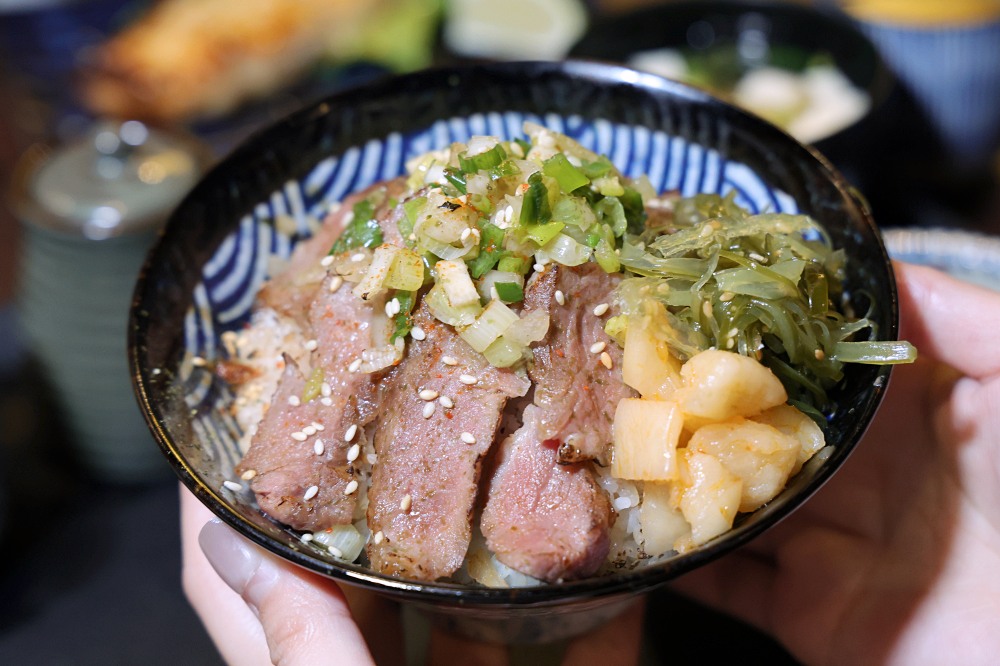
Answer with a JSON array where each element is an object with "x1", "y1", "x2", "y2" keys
[
  {"x1": 235, "y1": 355, "x2": 357, "y2": 530},
  {"x1": 525, "y1": 263, "x2": 634, "y2": 465},
  {"x1": 366, "y1": 306, "x2": 530, "y2": 581},
  {"x1": 237, "y1": 273, "x2": 382, "y2": 531},
  {"x1": 481, "y1": 264, "x2": 632, "y2": 581}
]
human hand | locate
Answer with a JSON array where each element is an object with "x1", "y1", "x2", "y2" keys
[
  {"x1": 181, "y1": 488, "x2": 646, "y2": 665},
  {"x1": 672, "y1": 262, "x2": 1000, "y2": 665}
]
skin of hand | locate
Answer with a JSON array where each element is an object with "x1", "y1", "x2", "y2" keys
[
  {"x1": 181, "y1": 489, "x2": 646, "y2": 666},
  {"x1": 672, "y1": 262, "x2": 1000, "y2": 665}
]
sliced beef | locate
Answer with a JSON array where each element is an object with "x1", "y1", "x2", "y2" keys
[
  {"x1": 480, "y1": 404, "x2": 613, "y2": 582},
  {"x1": 235, "y1": 356, "x2": 356, "y2": 530},
  {"x1": 237, "y1": 273, "x2": 384, "y2": 531},
  {"x1": 526, "y1": 263, "x2": 635, "y2": 465},
  {"x1": 258, "y1": 177, "x2": 408, "y2": 322},
  {"x1": 366, "y1": 307, "x2": 530, "y2": 581},
  {"x1": 480, "y1": 263, "x2": 630, "y2": 581}
]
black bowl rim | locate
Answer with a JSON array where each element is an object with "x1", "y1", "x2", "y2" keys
[{"x1": 130, "y1": 59, "x2": 897, "y2": 608}]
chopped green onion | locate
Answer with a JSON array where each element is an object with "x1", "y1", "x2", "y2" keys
[
  {"x1": 494, "y1": 282, "x2": 524, "y2": 303},
  {"x1": 400, "y1": 196, "x2": 428, "y2": 241},
  {"x1": 302, "y1": 367, "x2": 324, "y2": 403},
  {"x1": 467, "y1": 222, "x2": 507, "y2": 279},
  {"x1": 551, "y1": 196, "x2": 598, "y2": 230},
  {"x1": 385, "y1": 247, "x2": 425, "y2": 291},
  {"x1": 519, "y1": 172, "x2": 551, "y2": 226},
  {"x1": 523, "y1": 221, "x2": 565, "y2": 247},
  {"x1": 353, "y1": 244, "x2": 399, "y2": 300},
  {"x1": 497, "y1": 255, "x2": 531, "y2": 275},
  {"x1": 459, "y1": 144, "x2": 507, "y2": 174},
  {"x1": 543, "y1": 153, "x2": 590, "y2": 193},
  {"x1": 483, "y1": 336, "x2": 524, "y2": 368},
  {"x1": 424, "y1": 280, "x2": 481, "y2": 326},
  {"x1": 443, "y1": 168, "x2": 467, "y2": 196},
  {"x1": 594, "y1": 238, "x2": 620, "y2": 274},
  {"x1": 604, "y1": 315, "x2": 628, "y2": 346},
  {"x1": 330, "y1": 199, "x2": 383, "y2": 254},
  {"x1": 390, "y1": 290, "x2": 416, "y2": 343},
  {"x1": 459, "y1": 299, "x2": 519, "y2": 353},
  {"x1": 578, "y1": 157, "x2": 614, "y2": 180}
]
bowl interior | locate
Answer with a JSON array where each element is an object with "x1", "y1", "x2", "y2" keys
[{"x1": 130, "y1": 61, "x2": 896, "y2": 610}]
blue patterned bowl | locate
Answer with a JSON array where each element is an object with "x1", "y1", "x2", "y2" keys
[{"x1": 129, "y1": 61, "x2": 897, "y2": 642}]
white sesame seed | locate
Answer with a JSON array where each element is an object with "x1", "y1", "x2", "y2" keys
[
  {"x1": 410, "y1": 326, "x2": 426, "y2": 341},
  {"x1": 720, "y1": 291, "x2": 734, "y2": 302},
  {"x1": 373, "y1": 530, "x2": 384, "y2": 544},
  {"x1": 303, "y1": 485, "x2": 319, "y2": 500},
  {"x1": 304, "y1": 339, "x2": 318, "y2": 351},
  {"x1": 593, "y1": 303, "x2": 610, "y2": 317},
  {"x1": 328, "y1": 544, "x2": 344, "y2": 558},
  {"x1": 191, "y1": 356, "x2": 207, "y2": 367},
  {"x1": 460, "y1": 228, "x2": 472, "y2": 243},
  {"x1": 600, "y1": 351, "x2": 613, "y2": 370},
  {"x1": 320, "y1": 397, "x2": 333, "y2": 407},
  {"x1": 442, "y1": 356, "x2": 458, "y2": 366},
  {"x1": 312, "y1": 422, "x2": 325, "y2": 431},
  {"x1": 321, "y1": 382, "x2": 332, "y2": 397},
  {"x1": 344, "y1": 424, "x2": 358, "y2": 442},
  {"x1": 314, "y1": 439, "x2": 325, "y2": 455},
  {"x1": 287, "y1": 395, "x2": 301, "y2": 407},
  {"x1": 439, "y1": 395, "x2": 454, "y2": 409},
  {"x1": 328, "y1": 276, "x2": 344, "y2": 292},
  {"x1": 291, "y1": 431, "x2": 308, "y2": 442},
  {"x1": 386, "y1": 298, "x2": 401, "y2": 317},
  {"x1": 533, "y1": 263, "x2": 545, "y2": 272},
  {"x1": 400, "y1": 494, "x2": 412, "y2": 512},
  {"x1": 422, "y1": 402, "x2": 435, "y2": 419},
  {"x1": 555, "y1": 290, "x2": 566, "y2": 306},
  {"x1": 702, "y1": 301, "x2": 713, "y2": 318},
  {"x1": 419, "y1": 389, "x2": 439, "y2": 401},
  {"x1": 320, "y1": 255, "x2": 335, "y2": 267},
  {"x1": 344, "y1": 480, "x2": 359, "y2": 495},
  {"x1": 348, "y1": 358, "x2": 363, "y2": 373},
  {"x1": 347, "y1": 443, "x2": 361, "y2": 462},
  {"x1": 613, "y1": 496, "x2": 633, "y2": 510},
  {"x1": 223, "y1": 480, "x2": 242, "y2": 492},
  {"x1": 461, "y1": 432, "x2": 477, "y2": 445},
  {"x1": 240, "y1": 469, "x2": 257, "y2": 481},
  {"x1": 303, "y1": 425, "x2": 317, "y2": 436},
  {"x1": 366, "y1": 453, "x2": 378, "y2": 465},
  {"x1": 351, "y1": 252, "x2": 365, "y2": 262},
  {"x1": 301, "y1": 533, "x2": 314, "y2": 543},
  {"x1": 590, "y1": 341, "x2": 607, "y2": 354},
  {"x1": 459, "y1": 374, "x2": 478, "y2": 385}
]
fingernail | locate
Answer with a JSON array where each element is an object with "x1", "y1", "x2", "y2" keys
[{"x1": 199, "y1": 519, "x2": 279, "y2": 615}]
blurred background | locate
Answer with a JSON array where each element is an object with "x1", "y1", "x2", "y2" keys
[{"x1": 1, "y1": 0, "x2": 998, "y2": 663}]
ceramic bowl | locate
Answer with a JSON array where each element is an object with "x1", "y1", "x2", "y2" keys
[
  {"x1": 129, "y1": 60, "x2": 898, "y2": 643},
  {"x1": 572, "y1": 1, "x2": 900, "y2": 216}
]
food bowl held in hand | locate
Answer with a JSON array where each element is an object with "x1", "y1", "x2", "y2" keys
[{"x1": 129, "y1": 61, "x2": 900, "y2": 643}]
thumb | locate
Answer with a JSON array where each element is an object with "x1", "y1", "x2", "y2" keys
[{"x1": 199, "y1": 520, "x2": 375, "y2": 666}]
